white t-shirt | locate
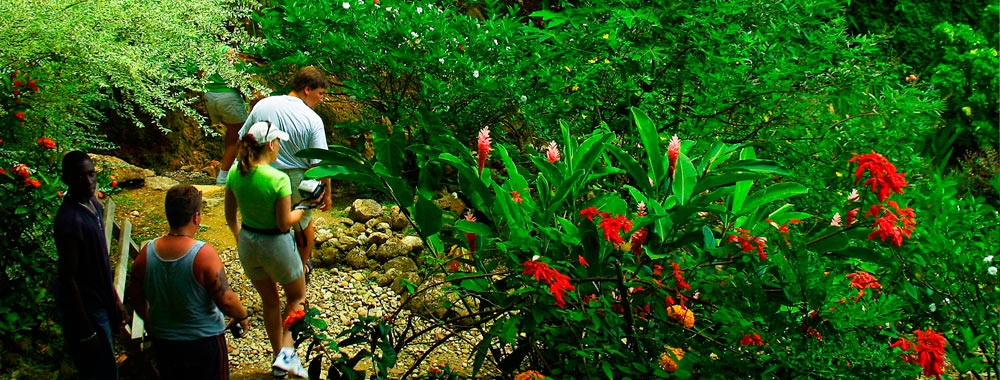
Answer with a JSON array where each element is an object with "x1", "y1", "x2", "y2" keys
[{"x1": 239, "y1": 95, "x2": 326, "y2": 170}]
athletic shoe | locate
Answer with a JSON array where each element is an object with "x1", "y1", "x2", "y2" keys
[
  {"x1": 272, "y1": 347, "x2": 307, "y2": 378},
  {"x1": 272, "y1": 367, "x2": 287, "y2": 378}
]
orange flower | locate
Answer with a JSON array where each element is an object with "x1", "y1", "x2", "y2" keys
[
  {"x1": 26, "y1": 178, "x2": 41, "y2": 188},
  {"x1": 514, "y1": 370, "x2": 545, "y2": 380},
  {"x1": 658, "y1": 346, "x2": 685, "y2": 372},
  {"x1": 510, "y1": 190, "x2": 524, "y2": 204},
  {"x1": 667, "y1": 304, "x2": 695, "y2": 328},
  {"x1": 283, "y1": 309, "x2": 306, "y2": 329},
  {"x1": 37, "y1": 137, "x2": 55, "y2": 149}
]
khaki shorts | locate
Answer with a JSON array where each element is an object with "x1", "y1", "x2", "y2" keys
[
  {"x1": 237, "y1": 229, "x2": 302, "y2": 285},
  {"x1": 281, "y1": 168, "x2": 312, "y2": 232},
  {"x1": 205, "y1": 91, "x2": 248, "y2": 126}
]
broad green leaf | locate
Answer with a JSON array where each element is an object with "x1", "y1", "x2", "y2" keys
[
  {"x1": 717, "y1": 159, "x2": 788, "y2": 175},
  {"x1": 737, "y1": 183, "x2": 808, "y2": 215},
  {"x1": 731, "y1": 147, "x2": 756, "y2": 213},
  {"x1": 413, "y1": 196, "x2": 442, "y2": 236},
  {"x1": 631, "y1": 107, "x2": 665, "y2": 184},
  {"x1": 455, "y1": 220, "x2": 491, "y2": 236},
  {"x1": 607, "y1": 145, "x2": 654, "y2": 195},
  {"x1": 671, "y1": 153, "x2": 697, "y2": 205},
  {"x1": 693, "y1": 172, "x2": 769, "y2": 194},
  {"x1": 571, "y1": 133, "x2": 613, "y2": 174},
  {"x1": 373, "y1": 123, "x2": 405, "y2": 173}
]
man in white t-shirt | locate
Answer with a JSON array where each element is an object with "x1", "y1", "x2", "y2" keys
[{"x1": 239, "y1": 67, "x2": 332, "y2": 282}]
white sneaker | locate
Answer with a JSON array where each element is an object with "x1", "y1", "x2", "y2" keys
[
  {"x1": 272, "y1": 367, "x2": 287, "y2": 378},
  {"x1": 271, "y1": 347, "x2": 307, "y2": 378}
]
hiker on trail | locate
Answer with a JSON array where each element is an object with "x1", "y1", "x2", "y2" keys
[
  {"x1": 206, "y1": 72, "x2": 249, "y2": 186},
  {"x1": 238, "y1": 66, "x2": 332, "y2": 282},
  {"x1": 225, "y1": 121, "x2": 316, "y2": 377},
  {"x1": 127, "y1": 184, "x2": 249, "y2": 379},
  {"x1": 54, "y1": 150, "x2": 127, "y2": 380}
]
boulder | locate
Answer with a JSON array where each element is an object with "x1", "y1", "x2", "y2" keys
[
  {"x1": 365, "y1": 217, "x2": 387, "y2": 229},
  {"x1": 336, "y1": 236, "x2": 359, "y2": 252},
  {"x1": 145, "y1": 176, "x2": 179, "y2": 191},
  {"x1": 349, "y1": 223, "x2": 366, "y2": 235},
  {"x1": 345, "y1": 247, "x2": 367, "y2": 268},
  {"x1": 384, "y1": 257, "x2": 418, "y2": 273},
  {"x1": 401, "y1": 236, "x2": 423, "y2": 254},
  {"x1": 90, "y1": 154, "x2": 155, "y2": 183},
  {"x1": 366, "y1": 232, "x2": 390, "y2": 246},
  {"x1": 375, "y1": 238, "x2": 410, "y2": 261},
  {"x1": 314, "y1": 247, "x2": 342, "y2": 267},
  {"x1": 388, "y1": 206, "x2": 409, "y2": 231},
  {"x1": 376, "y1": 222, "x2": 391, "y2": 233},
  {"x1": 348, "y1": 199, "x2": 383, "y2": 223},
  {"x1": 315, "y1": 228, "x2": 334, "y2": 244},
  {"x1": 377, "y1": 268, "x2": 400, "y2": 287}
]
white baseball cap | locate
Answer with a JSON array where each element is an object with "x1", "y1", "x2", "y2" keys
[{"x1": 244, "y1": 121, "x2": 289, "y2": 144}]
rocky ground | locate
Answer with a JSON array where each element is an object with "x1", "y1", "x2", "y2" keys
[{"x1": 112, "y1": 183, "x2": 496, "y2": 379}]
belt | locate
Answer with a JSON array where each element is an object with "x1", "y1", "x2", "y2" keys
[{"x1": 241, "y1": 224, "x2": 289, "y2": 236}]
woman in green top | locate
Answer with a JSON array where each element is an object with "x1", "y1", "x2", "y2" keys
[{"x1": 224, "y1": 121, "x2": 310, "y2": 377}]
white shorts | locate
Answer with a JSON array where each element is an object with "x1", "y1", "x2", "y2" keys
[{"x1": 237, "y1": 229, "x2": 302, "y2": 285}]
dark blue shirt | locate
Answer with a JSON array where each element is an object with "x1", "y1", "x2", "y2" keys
[{"x1": 53, "y1": 196, "x2": 118, "y2": 329}]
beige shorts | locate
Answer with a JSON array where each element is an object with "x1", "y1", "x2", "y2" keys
[
  {"x1": 237, "y1": 229, "x2": 302, "y2": 285},
  {"x1": 205, "y1": 91, "x2": 248, "y2": 126}
]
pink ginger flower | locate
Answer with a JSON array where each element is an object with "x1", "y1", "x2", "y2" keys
[
  {"x1": 477, "y1": 127, "x2": 491, "y2": 175},
  {"x1": 847, "y1": 189, "x2": 860, "y2": 202},
  {"x1": 831, "y1": 212, "x2": 843, "y2": 227},
  {"x1": 546, "y1": 141, "x2": 560, "y2": 163},
  {"x1": 667, "y1": 134, "x2": 681, "y2": 178}
]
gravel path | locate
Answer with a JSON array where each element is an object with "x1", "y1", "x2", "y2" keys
[{"x1": 116, "y1": 185, "x2": 496, "y2": 379}]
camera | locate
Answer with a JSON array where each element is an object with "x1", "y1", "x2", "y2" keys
[{"x1": 297, "y1": 179, "x2": 326, "y2": 201}]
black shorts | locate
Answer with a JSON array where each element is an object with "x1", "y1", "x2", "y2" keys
[{"x1": 153, "y1": 333, "x2": 229, "y2": 380}]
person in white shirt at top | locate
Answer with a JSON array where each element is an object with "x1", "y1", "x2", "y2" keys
[{"x1": 238, "y1": 67, "x2": 332, "y2": 284}]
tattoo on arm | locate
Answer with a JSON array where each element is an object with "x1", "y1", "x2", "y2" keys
[{"x1": 210, "y1": 268, "x2": 231, "y2": 298}]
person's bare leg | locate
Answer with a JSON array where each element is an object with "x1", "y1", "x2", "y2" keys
[
  {"x1": 250, "y1": 278, "x2": 282, "y2": 355},
  {"x1": 279, "y1": 275, "x2": 307, "y2": 348},
  {"x1": 294, "y1": 221, "x2": 315, "y2": 276},
  {"x1": 219, "y1": 122, "x2": 242, "y2": 172}
]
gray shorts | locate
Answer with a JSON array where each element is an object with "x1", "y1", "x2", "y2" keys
[
  {"x1": 237, "y1": 229, "x2": 302, "y2": 285},
  {"x1": 205, "y1": 91, "x2": 248, "y2": 126},
  {"x1": 282, "y1": 168, "x2": 312, "y2": 232}
]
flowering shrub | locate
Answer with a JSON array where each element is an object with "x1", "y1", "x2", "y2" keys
[{"x1": 292, "y1": 106, "x2": 988, "y2": 378}]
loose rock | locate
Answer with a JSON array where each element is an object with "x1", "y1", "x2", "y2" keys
[{"x1": 348, "y1": 199, "x2": 383, "y2": 223}]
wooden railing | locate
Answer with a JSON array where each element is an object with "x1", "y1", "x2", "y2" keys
[{"x1": 103, "y1": 197, "x2": 147, "y2": 343}]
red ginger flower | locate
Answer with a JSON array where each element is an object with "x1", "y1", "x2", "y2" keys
[
  {"x1": 667, "y1": 134, "x2": 681, "y2": 178},
  {"x1": 848, "y1": 151, "x2": 909, "y2": 202},
  {"x1": 26, "y1": 178, "x2": 41, "y2": 188},
  {"x1": 578, "y1": 255, "x2": 589, "y2": 267},
  {"x1": 476, "y1": 127, "x2": 491, "y2": 175},
  {"x1": 283, "y1": 309, "x2": 306, "y2": 329},
  {"x1": 545, "y1": 141, "x2": 560, "y2": 163},
  {"x1": 864, "y1": 201, "x2": 916, "y2": 247},
  {"x1": 740, "y1": 333, "x2": 764, "y2": 346},
  {"x1": 37, "y1": 137, "x2": 55, "y2": 149},
  {"x1": 463, "y1": 211, "x2": 477, "y2": 252},
  {"x1": 728, "y1": 228, "x2": 768, "y2": 260},
  {"x1": 845, "y1": 208, "x2": 859, "y2": 226},
  {"x1": 631, "y1": 202, "x2": 649, "y2": 255},
  {"x1": 521, "y1": 260, "x2": 575, "y2": 308}
]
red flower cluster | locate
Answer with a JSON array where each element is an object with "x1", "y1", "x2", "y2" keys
[
  {"x1": 671, "y1": 262, "x2": 690, "y2": 291},
  {"x1": 579, "y1": 207, "x2": 633, "y2": 247},
  {"x1": 845, "y1": 271, "x2": 882, "y2": 300},
  {"x1": 10, "y1": 71, "x2": 40, "y2": 95},
  {"x1": 37, "y1": 137, "x2": 55, "y2": 149},
  {"x1": 11, "y1": 164, "x2": 30, "y2": 179},
  {"x1": 283, "y1": 309, "x2": 306, "y2": 329},
  {"x1": 509, "y1": 190, "x2": 524, "y2": 204},
  {"x1": 767, "y1": 218, "x2": 803, "y2": 246},
  {"x1": 864, "y1": 201, "x2": 916, "y2": 247},
  {"x1": 848, "y1": 151, "x2": 909, "y2": 202},
  {"x1": 727, "y1": 228, "x2": 768, "y2": 260},
  {"x1": 890, "y1": 329, "x2": 947, "y2": 380},
  {"x1": 522, "y1": 260, "x2": 575, "y2": 308},
  {"x1": 740, "y1": 333, "x2": 763, "y2": 347}
]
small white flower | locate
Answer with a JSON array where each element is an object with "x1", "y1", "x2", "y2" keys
[
  {"x1": 943, "y1": 297, "x2": 950, "y2": 304},
  {"x1": 416, "y1": 6, "x2": 423, "y2": 13},
  {"x1": 929, "y1": 303, "x2": 936, "y2": 312},
  {"x1": 385, "y1": 6, "x2": 392, "y2": 11},
  {"x1": 985, "y1": 255, "x2": 994, "y2": 263},
  {"x1": 451, "y1": 192, "x2": 458, "y2": 199},
  {"x1": 410, "y1": 31, "x2": 419, "y2": 38},
  {"x1": 429, "y1": 27, "x2": 435, "y2": 31},
  {"x1": 989, "y1": 266, "x2": 998, "y2": 276},
  {"x1": 531, "y1": 255, "x2": 540, "y2": 261},
  {"x1": 493, "y1": 39, "x2": 498, "y2": 45},
  {"x1": 520, "y1": 95, "x2": 527, "y2": 102},
  {"x1": 473, "y1": 70, "x2": 479, "y2": 78},
  {"x1": 438, "y1": 58, "x2": 445, "y2": 64},
  {"x1": 342, "y1": 2, "x2": 350, "y2": 8}
]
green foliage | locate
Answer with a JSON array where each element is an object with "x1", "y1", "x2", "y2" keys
[{"x1": 299, "y1": 108, "x2": 975, "y2": 378}]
